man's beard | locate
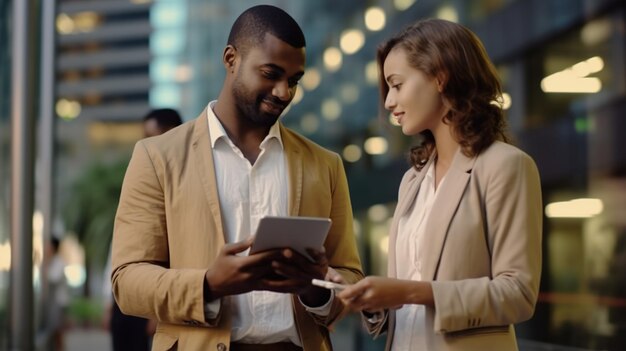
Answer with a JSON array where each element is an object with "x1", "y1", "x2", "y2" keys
[{"x1": 232, "y1": 77, "x2": 287, "y2": 127}]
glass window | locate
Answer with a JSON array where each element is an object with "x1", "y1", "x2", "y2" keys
[{"x1": 499, "y1": 11, "x2": 626, "y2": 350}]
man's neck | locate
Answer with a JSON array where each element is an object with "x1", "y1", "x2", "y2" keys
[{"x1": 212, "y1": 98, "x2": 271, "y2": 164}]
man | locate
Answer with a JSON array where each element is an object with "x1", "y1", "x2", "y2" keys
[
  {"x1": 112, "y1": 5, "x2": 363, "y2": 351},
  {"x1": 142, "y1": 108, "x2": 183, "y2": 138},
  {"x1": 106, "y1": 108, "x2": 183, "y2": 351}
]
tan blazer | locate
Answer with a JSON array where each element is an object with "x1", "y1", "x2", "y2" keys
[
  {"x1": 112, "y1": 111, "x2": 363, "y2": 351},
  {"x1": 368, "y1": 141, "x2": 542, "y2": 351}
]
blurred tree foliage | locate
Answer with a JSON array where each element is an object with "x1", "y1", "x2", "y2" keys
[{"x1": 63, "y1": 158, "x2": 129, "y2": 272}]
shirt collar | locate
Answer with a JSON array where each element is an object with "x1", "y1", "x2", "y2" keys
[{"x1": 206, "y1": 100, "x2": 283, "y2": 149}]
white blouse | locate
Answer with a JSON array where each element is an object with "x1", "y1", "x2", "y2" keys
[{"x1": 392, "y1": 164, "x2": 446, "y2": 351}]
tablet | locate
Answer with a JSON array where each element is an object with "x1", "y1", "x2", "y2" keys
[{"x1": 249, "y1": 216, "x2": 332, "y2": 261}]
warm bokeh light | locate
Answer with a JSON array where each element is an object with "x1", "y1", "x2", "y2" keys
[
  {"x1": 300, "y1": 113, "x2": 320, "y2": 134},
  {"x1": 365, "y1": 7, "x2": 386, "y2": 31},
  {"x1": 340, "y1": 29, "x2": 365, "y2": 55},
  {"x1": 33, "y1": 211, "x2": 44, "y2": 268},
  {"x1": 541, "y1": 57, "x2": 604, "y2": 93},
  {"x1": 394, "y1": 0, "x2": 417, "y2": 11},
  {"x1": 364, "y1": 136, "x2": 388, "y2": 155},
  {"x1": 323, "y1": 47, "x2": 343, "y2": 72},
  {"x1": 56, "y1": 13, "x2": 75, "y2": 34},
  {"x1": 73, "y1": 12, "x2": 99, "y2": 32},
  {"x1": 353, "y1": 219, "x2": 361, "y2": 238},
  {"x1": 151, "y1": 60, "x2": 193, "y2": 83},
  {"x1": 545, "y1": 198, "x2": 604, "y2": 218},
  {"x1": 368, "y1": 204, "x2": 389, "y2": 222},
  {"x1": 291, "y1": 87, "x2": 304, "y2": 105},
  {"x1": 436, "y1": 5, "x2": 459, "y2": 22},
  {"x1": 365, "y1": 60, "x2": 379, "y2": 86},
  {"x1": 343, "y1": 144, "x2": 362, "y2": 163},
  {"x1": 174, "y1": 64, "x2": 192, "y2": 82},
  {"x1": 572, "y1": 56, "x2": 604, "y2": 77},
  {"x1": 378, "y1": 234, "x2": 389, "y2": 255},
  {"x1": 56, "y1": 99, "x2": 82, "y2": 120},
  {"x1": 301, "y1": 68, "x2": 321, "y2": 91},
  {"x1": 0, "y1": 241, "x2": 10, "y2": 271},
  {"x1": 492, "y1": 93, "x2": 512, "y2": 110},
  {"x1": 56, "y1": 12, "x2": 100, "y2": 34},
  {"x1": 64, "y1": 264, "x2": 86, "y2": 288},
  {"x1": 581, "y1": 18, "x2": 612, "y2": 46},
  {"x1": 321, "y1": 99, "x2": 342, "y2": 121},
  {"x1": 340, "y1": 84, "x2": 359, "y2": 104},
  {"x1": 501, "y1": 93, "x2": 512, "y2": 110},
  {"x1": 542, "y1": 77, "x2": 601, "y2": 93}
]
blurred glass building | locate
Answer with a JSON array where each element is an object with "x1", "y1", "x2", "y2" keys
[{"x1": 1, "y1": 0, "x2": 626, "y2": 350}]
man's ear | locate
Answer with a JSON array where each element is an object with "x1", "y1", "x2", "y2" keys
[{"x1": 223, "y1": 45, "x2": 237, "y2": 73}]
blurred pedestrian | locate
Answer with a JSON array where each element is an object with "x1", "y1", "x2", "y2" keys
[
  {"x1": 103, "y1": 108, "x2": 183, "y2": 351},
  {"x1": 142, "y1": 108, "x2": 183, "y2": 138},
  {"x1": 47, "y1": 236, "x2": 70, "y2": 351}
]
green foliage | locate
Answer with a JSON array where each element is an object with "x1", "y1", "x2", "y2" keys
[
  {"x1": 63, "y1": 158, "x2": 129, "y2": 268},
  {"x1": 67, "y1": 297, "x2": 103, "y2": 326}
]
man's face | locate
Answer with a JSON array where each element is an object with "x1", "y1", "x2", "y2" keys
[
  {"x1": 231, "y1": 33, "x2": 305, "y2": 127},
  {"x1": 143, "y1": 119, "x2": 164, "y2": 138}
]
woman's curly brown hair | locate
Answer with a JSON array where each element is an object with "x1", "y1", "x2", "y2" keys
[{"x1": 377, "y1": 19, "x2": 509, "y2": 171}]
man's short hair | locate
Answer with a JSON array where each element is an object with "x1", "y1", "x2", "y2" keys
[
  {"x1": 227, "y1": 5, "x2": 305, "y2": 54},
  {"x1": 143, "y1": 108, "x2": 183, "y2": 129}
]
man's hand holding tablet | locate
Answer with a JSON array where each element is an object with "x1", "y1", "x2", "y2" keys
[{"x1": 246, "y1": 216, "x2": 336, "y2": 306}]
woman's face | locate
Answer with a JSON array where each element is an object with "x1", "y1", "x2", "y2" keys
[{"x1": 383, "y1": 47, "x2": 447, "y2": 136}]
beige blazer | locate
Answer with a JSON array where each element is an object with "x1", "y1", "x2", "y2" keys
[
  {"x1": 112, "y1": 111, "x2": 363, "y2": 351},
  {"x1": 369, "y1": 141, "x2": 542, "y2": 351}
]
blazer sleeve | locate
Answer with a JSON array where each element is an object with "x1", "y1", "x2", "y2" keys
[
  {"x1": 431, "y1": 150, "x2": 542, "y2": 333},
  {"x1": 306, "y1": 153, "x2": 364, "y2": 327},
  {"x1": 361, "y1": 309, "x2": 389, "y2": 338},
  {"x1": 111, "y1": 141, "x2": 220, "y2": 327}
]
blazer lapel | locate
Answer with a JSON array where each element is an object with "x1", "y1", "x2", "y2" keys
[
  {"x1": 388, "y1": 157, "x2": 434, "y2": 277},
  {"x1": 280, "y1": 125, "x2": 303, "y2": 216},
  {"x1": 420, "y1": 148, "x2": 476, "y2": 281},
  {"x1": 191, "y1": 109, "x2": 225, "y2": 243},
  {"x1": 396, "y1": 158, "x2": 433, "y2": 218}
]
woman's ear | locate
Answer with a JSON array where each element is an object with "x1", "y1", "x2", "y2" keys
[{"x1": 436, "y1": 72, "x2": 447, "y2": 93}]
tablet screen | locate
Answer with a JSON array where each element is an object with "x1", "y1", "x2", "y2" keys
[{"x1": 249, "y1": 216, "x2": 332, "y2": 260}]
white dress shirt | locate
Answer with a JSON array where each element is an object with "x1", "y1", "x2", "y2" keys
[
  {"x1": 204, "y1": 101, "x2": 331, "y2": 345},
  {"x1": 392, "y1": 165, "x2": 445, "y2": 351}
]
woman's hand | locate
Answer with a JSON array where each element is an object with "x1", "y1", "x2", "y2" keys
[
  {"x1": 336, "y1": 276, "x2": 433, "y2": 311},
  {"x1": 325, "y1": 266, "x2": 346, "y2": 284}
]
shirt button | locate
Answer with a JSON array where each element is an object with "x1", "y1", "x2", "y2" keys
[{"x1": 216, "y1": 343, "x2": 227, "y2": 351}]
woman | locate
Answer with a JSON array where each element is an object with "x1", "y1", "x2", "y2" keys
[{"x1": 335, "y1": 19, "x2": 542, "y2": 350}]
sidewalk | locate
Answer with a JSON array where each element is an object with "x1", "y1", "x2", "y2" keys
[{"x1": 65, "y1": 328, "x2": 110, "y2": 351}]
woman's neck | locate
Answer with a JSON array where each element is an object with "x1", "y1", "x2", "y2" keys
[
  {"x1": 430, "y1": 123, "x2": 458, "y2": 190},
  {"x1": 431, "y1": 124, "x2": 458, "y2": 168}
]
